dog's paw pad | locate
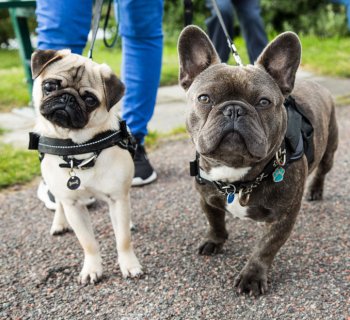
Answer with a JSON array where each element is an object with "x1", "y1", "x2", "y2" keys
[
  {"x1": 119, "y1": 252, "x2": 143, "y2": 278},
  {"x1": 50, "y1": 224, "x2": 72, "y2": 236},
  {"x1": 198, "y1": 241, "x2": 223, "y2": 255},
  {"x1": 307, "y1": 189, "x2": 323, "y2": 201},
  {"x1": 234, "y1": 270, "x2": 268, "y2": 297},
  {"x1": 79, "y1": 270, "x2": 102, "y2": 285},
  {"x1": 124, "y1": 266, "x2": 143, "y2": 278},
  {"x1": 120, "y1": 264, "x2": 143, "y2": 278},
  {"x1": 79, "y1": 258, "x2": 103, "y2": 285}
]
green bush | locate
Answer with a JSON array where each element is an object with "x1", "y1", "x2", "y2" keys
[
  {"x1": 164, "y1": 0, "x2": 348, "y2": 38},
  {"x1": 261, "y1": 0, "x2": 348, "y2": 36}
]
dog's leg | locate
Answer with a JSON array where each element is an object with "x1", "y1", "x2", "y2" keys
[
  {"x1": 198, "y1": 197, "x2": 228, "y2": 255},
  {"x1": 234, "y1": 204, "x2": 300, "y2": 296},
  {"x1": 62, "y1": 202, "x2": 102, "y2": 284},
  {"x1": 50, "y1": 202, "x2": 71, "y2": 235},
  {"x1": 308, "y1": 109, "x2": 338, "y2": 201},
  {"x1": 108, "y1": 194, "x2": 143, "y2": 278}
]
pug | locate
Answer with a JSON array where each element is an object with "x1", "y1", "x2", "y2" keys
[
  {"x1": 178, "y1": 26, "x2": 338, "y2": 296},
  {"x1": 30, "y1": 49, "x2": 142, "y2": 283}
]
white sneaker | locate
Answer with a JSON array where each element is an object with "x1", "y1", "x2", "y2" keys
[{"x1": 37, "y1": 180, "x2": 96, "y2": 210}]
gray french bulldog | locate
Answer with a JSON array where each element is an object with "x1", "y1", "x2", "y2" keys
[{"x1": 177, "y1": 26, "x2": 338, "y2": 296}]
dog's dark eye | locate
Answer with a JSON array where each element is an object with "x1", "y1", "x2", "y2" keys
[
  {"x1": 198, "y1": 95, "x2": 211, "y2": 104},
  {"x1": 84, "y1": 95, "x2": 98, "y2": 108},
  {"x1": 43, "y1": 82, "x2": 60, "y2": 94},
  {"x1": 258, "y1": 98, "x2": 271, "y2": 107}
]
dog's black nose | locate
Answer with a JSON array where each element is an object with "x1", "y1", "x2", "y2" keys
[
  {"x1": 59, "y1": 93, "x2": 76, "y2": 106},
  {"x1": 223, "y1": 104, "x2": 245, "y2": 119}
]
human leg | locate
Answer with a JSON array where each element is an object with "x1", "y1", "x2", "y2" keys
[
  {"x1": 233, "y1": 0, "x2": 268, "y2": 63},
  {"x1": 205, "y1": 0, "x2": 235, "y2": 63},
  {"x1": 116, "y1": 0, "x2": 163, "y2": 185},
  {"x1": 35, "y1": 0, "x2": 92, "y2": 54}
]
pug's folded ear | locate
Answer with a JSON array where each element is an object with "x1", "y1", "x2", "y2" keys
[
  {"x1": 102, "y1": 71, "x2": 125, "y2": 111},
  {"x1": 256, "y1": 32, "x2": 301, "y2": 97},
  {"x1": 178, "y1": 25, "x2": 220, "y2": 90},
  {"x1": 31, "y1": 49, "x2": 71, "y2": 79}
]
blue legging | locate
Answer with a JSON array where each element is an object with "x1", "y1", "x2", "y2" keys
[{"x1": 35, "y1": 0, "x2": 163, "y2": 143}]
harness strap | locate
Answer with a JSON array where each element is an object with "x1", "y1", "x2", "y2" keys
[{"x1": 29, "y1": 120, "x2": 136, "y2": 158}]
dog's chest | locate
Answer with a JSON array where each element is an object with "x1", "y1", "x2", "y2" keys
[
  {"x1": 206, "y1": 165, "x2": 251, "y2": 220},
  {"x1": 225, "y1": 200, "x2": 249, "y2": 220}
]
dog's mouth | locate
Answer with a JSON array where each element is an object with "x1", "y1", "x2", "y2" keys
[
  {"x1": 196, "y1": 117, "x2": 268, "y2": 160},
  {"x1": 40, "y1": 93, "x2": 88, "y2": 129}
]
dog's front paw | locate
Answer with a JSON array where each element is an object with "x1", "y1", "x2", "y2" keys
[
  {"x1": 198, "y1": 240, "x2": 224, "y2": 255},
  {"x1": 307, "y1": 187, "x2": 323, "y2": 201},
  {"x1": 79, "y1": 255, "x2": 103, "y2": 285},
  {"x1": 234, "y1": 263, "x2": 268, "y2": 296},
  {"x1": 50, "y1": 222, "x2": 72, "y2": 236},
  {"x1": 118, "y1": 251, "x2": 143, "y2": 278}
]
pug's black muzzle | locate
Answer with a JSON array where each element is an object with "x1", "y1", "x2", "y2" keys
[{"x1": 40, "y1": 93, "x2": 88, "y2": 129}]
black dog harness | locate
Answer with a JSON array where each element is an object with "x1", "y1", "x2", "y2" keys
[
  {"x1": 190, "y1": 96, "x2": 314, "y2": 206},
  {"x1": 29, "y1": 119, "x2": 136, "y2": 190}
]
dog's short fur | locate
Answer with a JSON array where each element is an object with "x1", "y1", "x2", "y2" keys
[
  {"x1": 31, "y1": 49, "x2": 142, "y2": 283},
  {"x1": 178, "y1": 26, "x2": 338, "y2": 295}
]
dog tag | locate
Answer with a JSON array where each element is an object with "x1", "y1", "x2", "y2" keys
[
  {"x1": 67, "y1": 176, "x2": 81, "y2": 190},
  {"x1": 272, "y1": 167, "x2": 285, "y2": 183},
  {"x1": 226, "y1": 192, "x2": 235, "y2": 204}
]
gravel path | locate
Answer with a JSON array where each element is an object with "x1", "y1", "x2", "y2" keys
[{"x1": 1, "y1": 106, "x2": 349, "y2": 320}]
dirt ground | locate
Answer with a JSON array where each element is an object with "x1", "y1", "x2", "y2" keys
[{"x1": 1, "y1": 106, "x2": 349, "y2": 320}]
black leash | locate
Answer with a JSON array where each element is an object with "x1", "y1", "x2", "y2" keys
[
  {"x1": 211, "y1": 0, "x2": 243, "y2": 66},
  {"x1": 103, "y1": 0, "x2": 118, "y2": 48}
]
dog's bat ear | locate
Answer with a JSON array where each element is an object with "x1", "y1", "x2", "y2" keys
[
  {"x1": 31, "y1": 49, "x2": 69, "y2": 79},
  {"x1": 256, "y1": 32, "x2": 301, "y2": 97},
  {"x1": 177, "y1": 25, "x2": 220, "y2": 90},
  {"x1": 102, "y1": 71, "x2": 125, "y2": 111}
]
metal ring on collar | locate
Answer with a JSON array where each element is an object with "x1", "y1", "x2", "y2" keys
[
  {"x1": 275, "y1": 148, "x2": 286, "y2": 166},
  {"x1": 238, "y1": 188, "x2": 250, "y2": 207}
]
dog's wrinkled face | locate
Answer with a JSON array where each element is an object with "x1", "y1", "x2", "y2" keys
[
  {"x1": 178, "y1": 26, "x2": 301, "y2": 168},
  {"x1": 31, "y1": 49, "x2": 124, "y2": 129}
]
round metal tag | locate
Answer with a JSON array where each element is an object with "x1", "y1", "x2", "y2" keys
[{"x1": 67, "y1": 176, "x2": 81, "y2": 190}]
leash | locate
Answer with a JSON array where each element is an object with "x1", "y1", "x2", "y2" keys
[
  {"x1": 87, "y1": 0, "x2": 104, "y2": 60},
  {"x1": 211, "y1": 0, "x2": 243, "y2": 66},
  {"x1": 88, "y1": 0, "x2": 118, "y2": 59}
]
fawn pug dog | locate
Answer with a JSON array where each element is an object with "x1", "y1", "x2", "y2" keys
[
  {"x1": 178, "y1": 26, "x2": 338, "y2": 295},
  {"x1": 31, "y1": 49, "x2": 142, "y2": 284}
]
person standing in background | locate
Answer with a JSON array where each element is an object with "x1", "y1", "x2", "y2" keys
[{"x1": 205, "y1": 0, "x2": 268, "y2": 64}]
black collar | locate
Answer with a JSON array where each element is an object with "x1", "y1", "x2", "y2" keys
[
  {"x1": 29, "y1": 120, "x2": 136, "y2": 158},
  {"x1": 189, "y1": 96, "x2": 313, "y2": 206}
]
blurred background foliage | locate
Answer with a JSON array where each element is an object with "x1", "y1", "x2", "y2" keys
[{"x1": 0, "y1": 0, "x2": 348, "y2": 47}]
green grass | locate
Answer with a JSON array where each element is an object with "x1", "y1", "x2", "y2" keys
[
  {"x1": 336, "y1": 94, "x2": 350, "y2": 106},
  {"x1": 145, "y1": 125, "x2": 188, "y2": 150},
  {"x1": 0, "y1": 35, "x2": 349, "y2": 112},
  {"x1": 300, "y1": 36, "x2": 350, "y2": 77},
  {"x1": 0, "y1": 143, "x2": 41, "y2": 189}
]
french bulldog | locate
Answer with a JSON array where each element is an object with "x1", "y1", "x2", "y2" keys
[
  {"x1": 31, "y1": 49, "x2": 142, "y2": 283},
  {"x1": 178, "y1": 26, "x2": 338, "y2": 295}
]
